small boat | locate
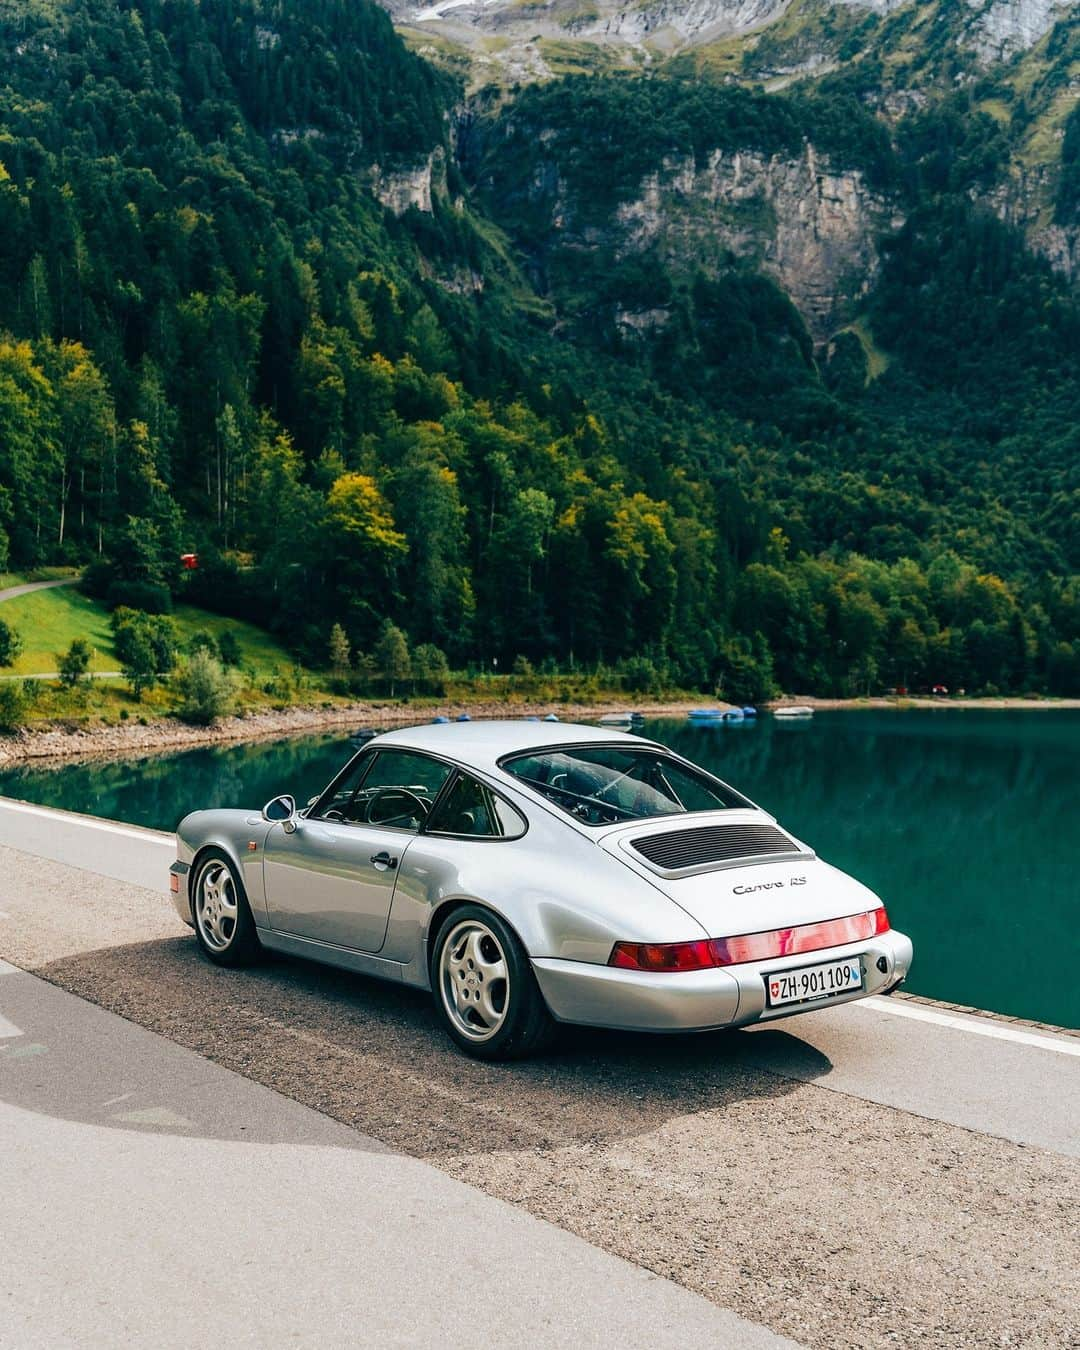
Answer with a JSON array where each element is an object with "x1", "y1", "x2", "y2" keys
[
  {"x1": 599, "y1": 712, "x2": 633, "y2": 726},
  {"x1": 773, "y1": 705, "x2": 814, "y2": 718},
  {"x1": 456, "y1": 713, "x2": 471, "y2": 722},
  {"x1": 722, "y1": 709, "x2": 745, "y2": 722},
  {"x1": 431, "y1": 715, "x2": 450, "y2": 724},
  {"x1": 741, "y1": 706, "x2": 757, "y2": 717},
  {"x1": 688, "y1": 708, "x2": 724, "y2": 720},
  {"x1": 543, "y1": 713, "x2": 559, "y2": 722}
]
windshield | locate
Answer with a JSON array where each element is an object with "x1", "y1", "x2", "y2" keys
[{"x1": 501, "y1": 745, "x2": 751, "y2": 826}]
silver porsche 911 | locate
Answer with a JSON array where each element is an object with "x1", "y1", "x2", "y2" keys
[{"x1": 170, "y1": 722, "x2": 913, "y2": 1059}]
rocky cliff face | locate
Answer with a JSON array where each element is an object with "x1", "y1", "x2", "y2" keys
[
  {"x1": 371, "y1": 148, "x2": 445, "y2": 215},
  {"x1": 965, "y1": 0, "x2": 1075, "y2": 63},
  {"x1": 531, "y1": 142, "x2": 902, "y2": 337},
  {"x1": 984, "y1": 161, "x2": 1080, "y2": 279}
]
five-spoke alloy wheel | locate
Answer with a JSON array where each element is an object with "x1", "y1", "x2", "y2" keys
[
  {"x1": 439, "y1": 918, "x2": 511, "y2": 1043},
  {"x1": 432, "y1": 904, "x2": 554, "y2": 1060},
  {"x1": 192, "y1": 852, "x2": 261, "y2": 967}
]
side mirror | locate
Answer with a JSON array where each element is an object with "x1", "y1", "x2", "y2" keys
[{"x1": 262, "y1": 794, "x2": 298, "y2": 832}]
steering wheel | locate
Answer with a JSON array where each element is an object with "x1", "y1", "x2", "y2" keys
[{"x1": 366, "y1": 787, "x2": 429, "y2": 828}]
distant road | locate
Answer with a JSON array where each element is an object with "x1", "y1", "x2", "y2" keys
[
  {"x1": 0, "y1": 576, "x2": 79, "y2": 604},
  {"x1": 0, "y1": 671, "x2": 121, "y2": 681}
]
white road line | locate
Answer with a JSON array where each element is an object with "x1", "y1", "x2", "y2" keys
[
  {"x1": 0, "y1": 1013, "x2": 24, "y2": 1039},
  {"x1": 856, "y1": 996, "x2": 1080, "y2": 1057}
]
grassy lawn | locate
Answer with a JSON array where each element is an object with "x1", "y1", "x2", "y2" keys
[
  {"x1": 2, "y1": 585, "x2": 117, "y2": 673},
  {"x1": 170, "y1": 605, "x2": 297, "y2": 675},
  {"x1": 0, "y1": 580, "x2": 301, "y2": 677}
]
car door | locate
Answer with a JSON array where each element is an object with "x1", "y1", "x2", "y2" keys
[{"x1": 262, "y1": 748, "x2": 454, "y2": 953}]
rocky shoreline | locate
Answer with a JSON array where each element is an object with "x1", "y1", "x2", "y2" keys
[
  {"x1": 0, "y1": 692, "x2": 1076, "y2": 766},
  {"x1": 0, "y1": 698, "x2": 702, "y2": 766}
]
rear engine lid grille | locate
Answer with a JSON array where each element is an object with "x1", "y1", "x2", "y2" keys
[{"x1": 629, "y1": 821, "x2": 808, "y2": 875}]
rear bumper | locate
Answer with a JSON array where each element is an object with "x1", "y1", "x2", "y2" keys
[{"x1": 532, "y1": 929, "x2": 913, "y2": 1033}]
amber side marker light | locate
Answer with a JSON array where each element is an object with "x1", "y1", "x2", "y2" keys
[
  {"x1": 169, "y1": 872, "x2": 179, "y2": 893},
  {"x1": 609, "y1": 907, "x2": 890, "y2": 972}
]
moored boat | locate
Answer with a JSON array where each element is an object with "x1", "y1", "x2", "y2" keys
[{"x1": 773, "y1": 704, "x2": 814, "y2": 718}]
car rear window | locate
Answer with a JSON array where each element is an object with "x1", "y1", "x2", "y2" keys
[{"x1": 501, "y1": 746, "x2": 750, "y2": 826}]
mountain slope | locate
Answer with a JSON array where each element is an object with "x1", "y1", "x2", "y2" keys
[{"x1": 0, "y1": 0, "x2": 1075, "y2": 698}]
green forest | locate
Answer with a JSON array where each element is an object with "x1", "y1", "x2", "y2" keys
[{"x1": 0, "y1": 0, "x2": 1076, "y2": 702}]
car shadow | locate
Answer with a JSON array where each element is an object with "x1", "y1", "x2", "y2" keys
[{"x1": 22, "y1": 935, "x2": 834, "y2": 1158}]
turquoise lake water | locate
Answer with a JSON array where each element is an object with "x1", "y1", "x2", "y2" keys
[{"x1": 1, "y1": 708, "x2": 1076, "y2": 1026}]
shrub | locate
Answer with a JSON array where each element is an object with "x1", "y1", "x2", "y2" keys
[
  {"x1": 413, "y1": 642, "x2": 450, "y2": 692},
  {"x1": 80, "y1": 559, "x2": 114, "y2": 600},
  {"x1": 511, "y1": 654, "x2": 534, "y2": 678},
  {"x1": 715, "y1": 634, "x2": 777, "y2": 705},
  {"x1": 57, "y1": 639, "x2": 92, "y2": 688},
  {"x1": 112, "y1": 609, "x2": 178, "y2": 698},
  {"x1": 374, "y1": 620, "x2": 411, "y2": 697},
  {"x1": 0, "y1": 618, "x2": 22, "y2": 668},
  {"x1": 186, "y1": 629, "x2": 220, "y2": 658},
  {"x1": 105, "y1": 579, "x2": 173, "y2": 614},
  {"x1": 0, "y1": 682, "x2": 25, "y2": 732},
  {"x1": 217, "y1": 629, "x2": 242, "y2": 667},
  {"x1": 328, "y1": 623, "x2": 351, "y2": 676},
  {"x1": 173, "y1": 650, "x2": 239, "y2": 725},
  {"x1": 618, "y1": 654, "x2": 660, "y2": 693}
]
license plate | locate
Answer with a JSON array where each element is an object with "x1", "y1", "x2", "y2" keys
[{"x1": 766, "y1": 956, "x2": 863, "y2": 1008}]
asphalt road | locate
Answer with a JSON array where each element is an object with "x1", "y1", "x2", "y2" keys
[
  {"x1": 2, "y1": 838, "x2": 1078, "y2": 1349},
  {"x1": 1, "y1": 957, "x2": 786, "y2": 1349}
]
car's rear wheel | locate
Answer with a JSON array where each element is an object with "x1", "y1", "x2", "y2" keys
[
  {"x1": 432, "y1": 905, "x2": 555, "y2": 1060},
  {"x1": 192, "y1": 852, "x2": 262, "y2": 967}
]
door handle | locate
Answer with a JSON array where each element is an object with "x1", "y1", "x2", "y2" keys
[{"x1": 370, "y1": 852, "x2": 398, "y2": 870}]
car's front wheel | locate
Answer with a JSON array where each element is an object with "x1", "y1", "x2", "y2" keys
[
  {"x1": 192, "y1": 852, "x2": 262, "y2": 967},
  {"x1": 431, "y1": 905, "x2": 555, "y2": 1060}
]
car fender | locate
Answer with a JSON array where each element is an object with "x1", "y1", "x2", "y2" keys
[{"x1": 177, "y1": 809, "x2": 273, "y2": 925}]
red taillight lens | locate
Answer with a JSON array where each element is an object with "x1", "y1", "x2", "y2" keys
[
  {"x1": 709, "y1": 911, "x2": 882, "y2": 966},
  {"x1": 609, "y1": 939, "x2": 715, "y2": 972},
  {"x1": 608, "y1": 907, "x2": 890, "y2": 972}
]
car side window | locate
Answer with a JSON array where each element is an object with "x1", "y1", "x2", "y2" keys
[
  {"x1": 426, "y1": 772, "x2": 527, "y2": 839},
  {"x1": 356, "y1": 750, "x2": 453, "y2": 831},
  {"x1": 313, "y1": 750, "x2": 452, "y2": 831},
  {"x1": 310, "y1": 751, "x2": 375, "y2": 823}
]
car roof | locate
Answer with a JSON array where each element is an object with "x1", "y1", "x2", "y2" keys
[{"x1": 367, "y1": 720, "x2": 658, "y2": 772}]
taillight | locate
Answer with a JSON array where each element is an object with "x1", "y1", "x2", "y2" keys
[
  {"x1": 609, "y1": 939, "x2": 715, "y2": 972},
  {"x1": 608, "y1": 907, "x2": 890, "y2": 972}
]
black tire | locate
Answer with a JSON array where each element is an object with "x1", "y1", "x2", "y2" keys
[
  {"x1": 191, "y1": 851, "x2": 262, "y2": 968},
  {"x1": 430, "y1": 904, "x2": 556, "y2": 1061}
]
